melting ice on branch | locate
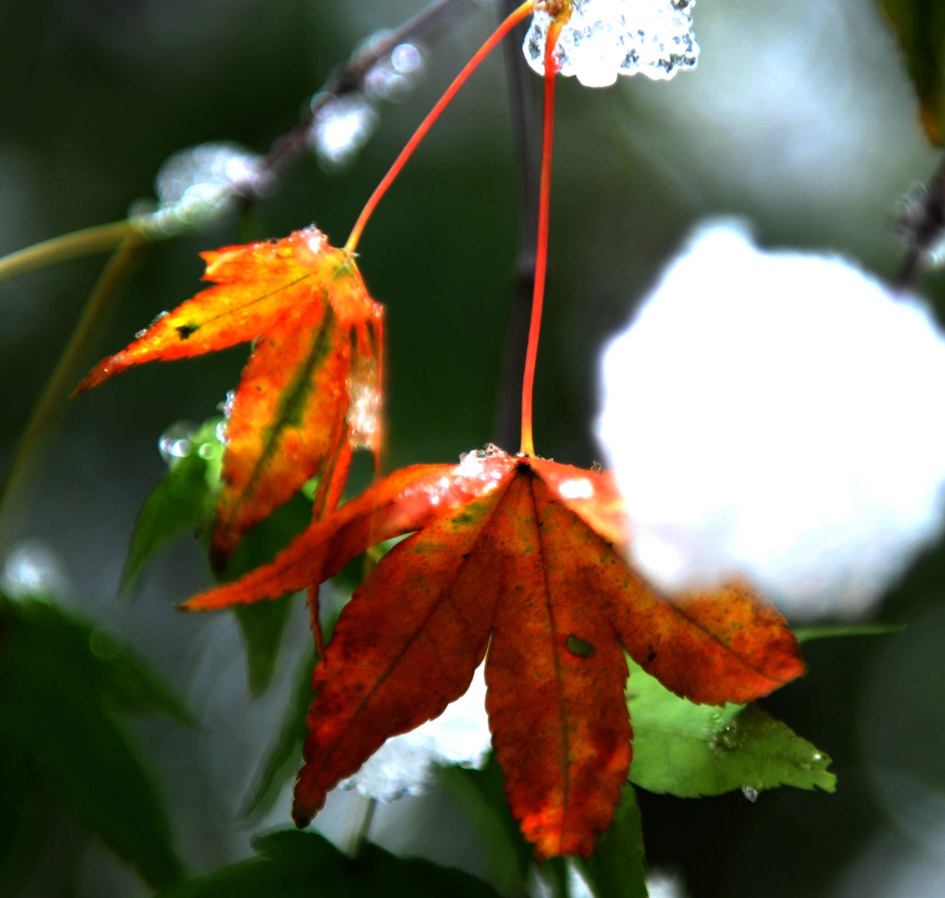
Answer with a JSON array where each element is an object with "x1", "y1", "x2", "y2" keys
[
  {"x1": 596, "y1": 219, "x2": 945, "y2": 619},
  {"x1": 523, "y1": 0, "x2": 699, "y2": 88},
  {"x1": 308, "y1": 93, "x2": 380, "y2": 171},
  {"x1": 308, "y1": 31, "x2": 426, "y2": 170},
  {"x1": 133, "y1": 142, "x2": 272, "y2": 237}
]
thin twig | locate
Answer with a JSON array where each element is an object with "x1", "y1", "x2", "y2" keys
[
  {"x1": 495, "y1": 0, "x2": 542, "y2": 449},
  {"x1": 0, "y1": 220, "x2": 136, "y2": 287},
  {"x1": 350, "y1": 797, "x2": 378, "y2": 859},
  {"x1": 250, "y1": 0, "x2": 475, "y2": 187},
  {"x1": 0, "y1": 237, "x2": 145, "y2": 527},
  {"x1": 895, "y1": 150, "x2": 945, "y2": 292},
  {"x1": 0, "y1": 0, "x2": 477, "y2": 285},
  {"x1": 345, "y1": 1, "x2": 535, "y2": 252}
]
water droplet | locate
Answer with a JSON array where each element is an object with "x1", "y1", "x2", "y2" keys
[
  {"x1": 158, "y1": 421, "x2": 196, "y2": 464},
  {"x1": 220, "y1": 390, "x2": 237, "y2": 419},
  {"x1": 198, "y1": 442, "x2": 218, "y2": 460},
  {"x1": 345, "y1": 356, "x2": 381, "y2": 450},
  {"x1": 741, "y1": 786, "x2": 760, "y2": 803},
  {"x1": 215, "y1": 419, "x2": 228, "y2": 444},
  {"x1": 0, "y1": 540, "x2": 70, "y2": 600},
  {"x1": 812, "y1": 752, "x2": 823, "y2": 762},
  {"x1": 136, "y1": 141, "x2": 272, "y2": 237},
  {"x1": 308, "y1": 93, "x2": 379, "y2": 171},
  {"x1": 305, "y1": 229, "x2": 325, "y2": 256},
  {"x1": 559, "y1": 478, "x2": 594, "y2": 500}
]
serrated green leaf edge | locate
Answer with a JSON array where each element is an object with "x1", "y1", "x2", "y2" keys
[{"x1": 626, "y1": 661, "x2": 835, "y2": 799}]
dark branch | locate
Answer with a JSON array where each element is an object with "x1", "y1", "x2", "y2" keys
[
  {"x1": 895, "y1": 150, "x2": 945, "y2": 292},
  {"x1": 251, "y1": 0, "x2": 475, "y2": 189},
  {"x1": 495, "y1": 0, "x2": 542, "y2": 449}
]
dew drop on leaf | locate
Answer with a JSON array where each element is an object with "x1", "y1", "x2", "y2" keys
[
  {"x1": 559, "y1": 478, "x2": 594, "y2": 500},
  {"x1": 345, "y1": 356, "x2": 381, "y2": 449},
  {"x1": 741, "y1": 785, "x2": 760, "y2": 802},
  {"x1": 158, "y1": 421, "x2": 197, "y2": 465}
]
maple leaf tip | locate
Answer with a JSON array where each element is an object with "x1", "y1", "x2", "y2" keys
[{"x1": 72, "y1": 368, "x2": 103, "y2": 396}]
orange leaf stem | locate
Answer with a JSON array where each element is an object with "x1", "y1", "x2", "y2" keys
[
  {"x1": 344, "y1": 0, "x2": 536, "y2": 254},
  {"x1": 519, "y1": 15, "x2": 564, "y2": 457}
]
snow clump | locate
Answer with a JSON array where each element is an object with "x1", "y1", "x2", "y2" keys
[
  {"x1": 523, "y1": 0, "x2": 699, "y2": 88},
  {"x1": 340, "y1": 663, "x2": 491, "y2": 801},
  {"x1": 596, "y1": 219, "x2": 945, "y2": 619}
]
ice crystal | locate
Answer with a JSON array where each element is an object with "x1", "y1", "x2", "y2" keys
[{"x1": 523, "y1": 0, "x2": 699, "y2": 88}]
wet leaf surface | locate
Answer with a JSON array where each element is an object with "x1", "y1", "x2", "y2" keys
[
  {"x1": 184, "y1": 449, "x2": 804, "y2": 857},
  {"x1": 78, "y1": 228, "x2": 383, "y2": 565},
  {"x1": 626, "y1": 660, "x2": 834, "y2": 798}
]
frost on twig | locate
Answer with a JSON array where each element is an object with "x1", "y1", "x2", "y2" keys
[
  {"x1": 339, "y1": 664, "x2": 490, "y2": 802},
  {"x1": 523, "y1": 0, "x2": 699, "y2": 88},
  {"x1": 308, "y1": 33, "x2": 426, "y2": 170},
  {"x1": 131, "y1": 142, "x2": 272, "y2": 237},
  {"x1": 596, "y1": 220, "x2": 945, "y2": 619}
]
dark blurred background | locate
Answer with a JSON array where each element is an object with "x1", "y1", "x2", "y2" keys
[{"x1": 2, "y1": 0, "x2": 945, "y2": 896}]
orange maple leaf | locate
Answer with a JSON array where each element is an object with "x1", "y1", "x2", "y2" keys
[
  {"x1": 182, "y1": 448, "x2": 804, "y2": 858},
  {"x1": 76, "y1": 227, "x2": 383, "y2": 564}
]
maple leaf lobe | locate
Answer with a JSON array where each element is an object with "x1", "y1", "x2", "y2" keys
[
  {"x1": 183, "y1": 451, "x2": 803, "y2": 858},
  {"x1": 76, "y1": 227, "x2": 384, "y2": 564}
]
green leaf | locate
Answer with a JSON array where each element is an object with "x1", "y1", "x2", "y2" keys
[
  {"x1": 220, "y1": 491, "x2": 313, "y2": 696},
  {"x1": 233, "y1": 597, "x2": 296, "y2": 697},
  {"x1": 155, "y1": 829, "x2": 504, "y2": 898},
  {"x1": 122, "y1": 418, "x2": 224, "y2": 594},
  {"x1": 0, "y1": 741, "x2": 44, "y2": 897},
  {"x1": 576, "y1": 786, "x2": 647, "y2": 898},
  {"x1": 0, "y1": 596, "x2": 185, "y2": 887},
  {"x1": 88, "y1": 623, "x2": 195, "y2": 724},
  {"x1": 626, "y1": 661, "x2": 835, "y2": 799},
  {"x1": 242, "y1": 647, "x2": 315, "y2": 819},
  {"x1": 877, "y1": 0, "x2": 945, "y2": 144},
  {"x1": 441, "y1": 755, "x2": 532, "y2": 898}
]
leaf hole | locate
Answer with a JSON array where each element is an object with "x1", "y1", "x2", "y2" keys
[{"x1": 566, "y1": 634, "x2": 595, "y2": 659}]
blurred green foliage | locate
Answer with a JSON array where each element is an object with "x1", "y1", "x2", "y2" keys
[{"x1": 3, "y1": 1, "x2": 945, "y2": 897}]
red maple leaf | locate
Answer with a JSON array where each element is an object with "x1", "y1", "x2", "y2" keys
[
  {"x1": 76, "y1": 227, "x2": 383, "y2": 564},
  {"x1": 183, "y1": 448, "x2": 804, "y2": 858}
]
